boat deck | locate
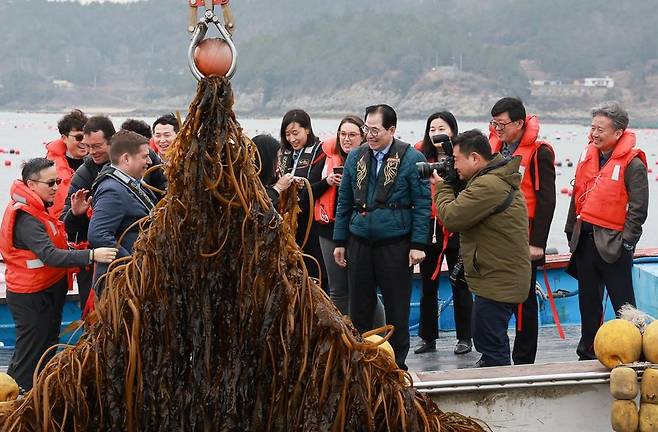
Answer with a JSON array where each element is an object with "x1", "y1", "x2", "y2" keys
[
  {"x1": 407, "y1": 325, "x2": 581, "y2": 376},
  {"x1": 0, "y1": 325, "x2": 583, "y2": 375}
]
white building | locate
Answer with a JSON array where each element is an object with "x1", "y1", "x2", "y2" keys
[{"x1": 583, "y1": 76, "x2": 614, "y2": 88}]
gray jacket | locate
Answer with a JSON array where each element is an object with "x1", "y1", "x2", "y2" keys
[{"x1": 565, "y1": 157, "x2": 648, "y2": 263}]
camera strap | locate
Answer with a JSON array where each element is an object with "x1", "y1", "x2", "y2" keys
[{"x1": 491, "y1": 187, "x2": 516, "y2": 216}]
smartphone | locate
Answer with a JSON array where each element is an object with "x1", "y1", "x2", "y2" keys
[{"x1": 333, "y1": 166, "x2": 344, "y2": 175}]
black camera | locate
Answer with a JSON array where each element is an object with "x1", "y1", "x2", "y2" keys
[{"x1": 416, "y1": 134, "x2": 455, "y2": 179}]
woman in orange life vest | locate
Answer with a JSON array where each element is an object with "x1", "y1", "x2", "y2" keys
[
  {"x1": 0, "y1": 158, "x2": 117, "y2": 391},
  {"x1": 279, "y1": 109, "x2": 329, "y2": 290},
  {"x1": 413, "y1": 111, "x2": 473, "y2": 356}
]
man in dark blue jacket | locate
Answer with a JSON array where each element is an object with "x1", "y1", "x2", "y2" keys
[
  {"x1": 333, "y1": 104, "x2": 431, "y2": 370},
  {"x1": 88, "y1": 130, "x2": 156, "y2": 294}
]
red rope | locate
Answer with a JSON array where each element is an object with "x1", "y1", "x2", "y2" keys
[
  {"x1": 543, "y1": 268, "x2": 565, "y2": 339},
  {"x1": 431, "y1": 226, "x2": 451, "y2": 281}
]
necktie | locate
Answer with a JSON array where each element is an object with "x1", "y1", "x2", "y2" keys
[
  {"x1": 375, "y1": 151, "x2": 385, "y2": 174},
  {"x1": 501, "y1": 144, "x2": 511, "y2": 159}
]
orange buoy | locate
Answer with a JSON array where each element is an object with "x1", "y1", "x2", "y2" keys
[
  {"x1": 567, "y1": 189, "x2": 573, "y2": 196},
  {"x1": 560, "y1": 187, "x2": 569, "y2": 194},
  {"x1": 4, "y1": 160, "x2": 11, "y2": 166},
  {"x1": 648, "y1": 168, "x2": 653, "y2": 174},
  {"x1": 13, "y1": 149, "x2": 19, "y2": 155},
  {"x1": 194, "y1": 38, "x2": 233, "y2": 77}
]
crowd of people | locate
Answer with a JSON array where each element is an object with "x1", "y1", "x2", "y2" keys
[{"x1": 0, "y1": 98, "x2": 649, "y2": 389}]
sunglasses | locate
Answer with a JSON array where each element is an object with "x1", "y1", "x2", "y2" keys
[
  {"x1": 31, "y1": 178, "x2": 63, "y2": 187},
  {"x1": 68, "y1": 133, "x2": 84, "y2": 142}
]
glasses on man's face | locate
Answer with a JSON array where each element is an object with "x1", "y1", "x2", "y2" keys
[
  {"x1": 68, "y1": 133, "x2": 84, "y2": 142},
  {"x1": 361, "y1": 125, "x2": 382, "y2": 138},
  {"x1": 31, "y1": 178, "x2": 62, "y2": 187},
  {"x1": 489, "y1": 120, "x2": 515, "y2": 131}
]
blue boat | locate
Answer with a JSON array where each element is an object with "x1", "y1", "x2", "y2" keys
[{"x1": 409, "y1": 249, "x2": 658, "y2": 334}]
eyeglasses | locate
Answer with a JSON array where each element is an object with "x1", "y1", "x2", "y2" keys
[
  {"x1": 489, "y1": 120, "x2": 515, "y2": 130},
  {"x1": 68, "y1": 133, "x2": 84, "y2": 142},
  {"x1": 30, "y1": 178, "x2": 62, "y2": 187},
  {"x1": 339, "y1": 131, "x2": 361, "y2": 140},
  {"x1": 361, "y1": 125, "x2": 382, "y2": 138}
]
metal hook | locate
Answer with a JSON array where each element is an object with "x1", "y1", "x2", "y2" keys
[{"x1": 187, "y1": 1, "x2": 237, "y2": 81}]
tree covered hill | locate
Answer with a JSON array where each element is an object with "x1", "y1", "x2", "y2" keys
[{"x1": 1, "y1": 0, "x2": 657, "y2": 119}]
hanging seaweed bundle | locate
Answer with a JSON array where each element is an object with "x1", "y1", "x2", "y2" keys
[{"x1": 0, "y1": 77, "x2": 488, "y2": 432}]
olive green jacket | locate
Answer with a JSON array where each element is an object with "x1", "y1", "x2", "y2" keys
[{"x1": 435, "y1": 155, "x2": 531, "y2": 304}]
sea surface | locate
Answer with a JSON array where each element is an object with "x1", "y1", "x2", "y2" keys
[{"x1": 0, "y1": 111, "x2": 656, "y2": 254}]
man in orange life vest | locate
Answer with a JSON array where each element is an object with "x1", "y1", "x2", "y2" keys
[
  {"x1": 489, "y1": 97, "x2": 556, "y2": 365},
  {"x1": 565, "y1": 102, "x2": 648, "y2": 360},
  {"x1": 0, "y1": 158, "x2": 117, "y2": 390},
  {"x1": 45, "y1": 109, "x2": 89, "y2": 219}
]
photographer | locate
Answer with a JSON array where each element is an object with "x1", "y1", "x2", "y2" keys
[{"x1": 432, "y1": 129, "x2": 530, "y2": 367}]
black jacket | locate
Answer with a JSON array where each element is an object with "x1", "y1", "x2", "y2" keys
[{"x1": 62, "y1": 157, "x2": 107, "y2": 243}]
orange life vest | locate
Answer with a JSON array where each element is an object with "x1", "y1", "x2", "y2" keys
[
  {"x1": 489, "y1": 115, "x2": 554, "y2": 221},
  {"x1": 573, "y1": 131, "x2": 646, "y2": 231},
  {"x1": 314, "y1": 138, "x2": 343, "y2": 224},
  {"x1": 0, "y1": 181, "x2": 73, "y2": 294},
  {"x1": 149, "y1": 137, "x2": 160, "y2": 155},
  {"x1": 45, "y1": 138, "x2": 76, "y2": 219}
]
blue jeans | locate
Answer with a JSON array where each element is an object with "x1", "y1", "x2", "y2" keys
[{"x1": 472, "y1": 295, "x2": 516, "y2": 366}]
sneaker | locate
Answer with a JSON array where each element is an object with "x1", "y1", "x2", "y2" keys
[
  {"x1": 454, "y1": 340, "x2": 472, "y2": 355},
  {"x1": 413, "y1": 339, "x2": 436, "y2": 354},
  {"x1": 474, "y1": 357, "x2": 487, "y2": 368}
]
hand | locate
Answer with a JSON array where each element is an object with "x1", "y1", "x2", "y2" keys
[
  {"x1": 529, "y1": 245, "x2": 545, "y2": 261},
  {"x1": 334, "y1": 247, "x2": 347, "y2": 267},
  {"x1": 70, "y1": 189, "x2": 92, "y2": 216},
  {"x1": 273, "y1": 173, "x2": 294, "y2": 194},
  {"x1": 92, "y1": 247, "x2": 118, "y2": 263},
  {"x1": 326, "y1": 172, "x2": 342, "y2": 186},
  {"x1": 293, "y1": 176, "x2": 305, "y2": 188},
  {"x1": 430, "y1": 171, "x2": 443, "y2": 185},
  {"x1": 409, "y1": 249, "x2": 426, "y2": 267},
  {"x1": 622, "y1": 241, "x2": 635, "y2": 253}
]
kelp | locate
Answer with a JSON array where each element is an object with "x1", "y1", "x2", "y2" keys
[{"x1": 0, "y1": 77, "x2": 488, "y2": 431}]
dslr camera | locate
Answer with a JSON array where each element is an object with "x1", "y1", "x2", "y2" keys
[{"x1": 416, "y1": 134, "x2": 456, "y2": 179}]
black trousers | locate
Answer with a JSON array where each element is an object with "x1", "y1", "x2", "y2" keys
[
  {"x1": 418, "y1": 223, "x2": 472, "y2": 342},
  {"x1": 6, "y1": 279, "x2": 68, "y2": 390},
  {"x1": 347, "y1": 235, "x2": 412, "y2": 370},
  {"x1": 575, "y1": 234, "x2": 635, "y2": 360},
  {"x1": 76, "y1": 266, "x2": 93, "y2": 315},
  {"x1": 512, "y1": 264, "x2": 538, "y2": 364},
  {"x1": 472, "y1": 295, "x2": 516, "y2": 366}
]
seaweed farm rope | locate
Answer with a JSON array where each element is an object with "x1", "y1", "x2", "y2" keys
[{"x1": 0, "y1": 77, "x2": 488, "y2": 432}]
